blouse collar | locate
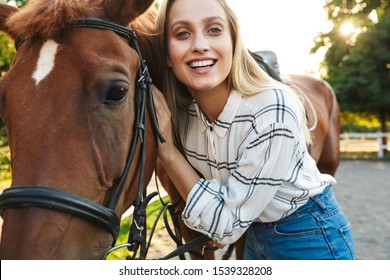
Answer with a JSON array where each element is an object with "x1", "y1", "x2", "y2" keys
[{"x1": 193, "y1": 90, "x2": 242, "y2": 137}]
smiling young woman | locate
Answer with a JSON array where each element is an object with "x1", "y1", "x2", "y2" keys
[{"x1": 152, "y1": 0, "x2": 355, "y2": 260}]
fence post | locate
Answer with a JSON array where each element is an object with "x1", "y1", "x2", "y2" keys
[{"x1": 377, "y1": 135, "x2": 384, "y2": 158}]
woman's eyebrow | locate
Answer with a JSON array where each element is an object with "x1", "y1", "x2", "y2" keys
[
  {"x1": 170, "y1": 16, "x2": 226, "y2": 29},
  {"x1": 202, "y1": 16, "x2": 226, "y2": 24},
  {"x1": 170, "y1": 20, "x2": 189, "y2": 29}
]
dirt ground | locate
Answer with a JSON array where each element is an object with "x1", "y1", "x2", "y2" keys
[{"x1": 330, "y1": 160, "x2": 390, "y2": 260}]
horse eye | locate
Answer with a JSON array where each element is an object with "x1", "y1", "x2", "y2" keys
[{"x1": 105, "y1": 85, "x2": 128, "y2": 104}]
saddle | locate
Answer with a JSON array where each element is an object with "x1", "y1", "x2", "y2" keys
[
  {"x1": 252, "y1": 50, "x2": 294, "y2": 83},
  {"x1": 254, "y1": 50, "x2": 281, "y2": 76}
]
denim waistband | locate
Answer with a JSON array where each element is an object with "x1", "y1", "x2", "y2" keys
[
  {"x1": 310, "y1": 186, "x2": 334, "y2": 211},
  {"x1": 277, "y1": 186, "x2": 336, "y2": 223}
]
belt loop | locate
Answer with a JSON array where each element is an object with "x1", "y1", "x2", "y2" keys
[{"x1": 310, "y1": 186, "x2": 330, "y2": 211}]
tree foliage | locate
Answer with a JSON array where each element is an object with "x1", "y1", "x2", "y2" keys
[
  {"x1": 0, "y1": 33, "x2": 15, "y2": 76},
  {"x1": 332, "y1": 12, "x2": 390, "y2": 112},
  {"x1": 312, "y1": 0, "x2": 389, "y2": 132},
  {"x1": 0, "y1": 1, "x2": 27, "y2": 75},
  {"x1": 312, "y1": 0, "x2": 388, "y2": 70}
]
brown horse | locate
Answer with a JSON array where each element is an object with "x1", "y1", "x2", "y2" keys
[{"x1": 0, "y1": 0, "x2": 160, "y2": 259}]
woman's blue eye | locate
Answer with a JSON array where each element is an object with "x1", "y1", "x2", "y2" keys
[
  {"x1": 210, "y1": 27, "x2": 222, "y2": 33},
  {"x1": 176, "y1": 31, "x2": 189, "y2": 37}
]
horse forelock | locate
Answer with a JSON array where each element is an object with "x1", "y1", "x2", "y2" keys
[
  {"x1": 7, "y1": 0, "x2": 159, "y2": 40},
  {"x1": 6, "y1": 0, "x2": 104, "y2": 38}
]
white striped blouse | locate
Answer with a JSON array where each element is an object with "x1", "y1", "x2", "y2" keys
[{"x1": 179, "y1": 89, "x2": 336, "y2": 244}]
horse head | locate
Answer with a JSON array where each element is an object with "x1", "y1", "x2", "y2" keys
[{"x1": 0, "y1": 0, "x2": 158, "y2": 259}]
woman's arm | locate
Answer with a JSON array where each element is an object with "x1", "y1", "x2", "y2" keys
[{"x1": 152, "y1": 86, "x2": 304, "y2": 244}]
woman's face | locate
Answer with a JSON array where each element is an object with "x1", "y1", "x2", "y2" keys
[{"x1": 166, "y1": 0, "x2": 233, "y2": 95}]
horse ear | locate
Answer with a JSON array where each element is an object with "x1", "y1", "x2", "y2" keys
[
  {"x1": 0, "y1": 3, "x2": 19, "y2": 39},
  {"x1": 104, "y1": 0, "x2": 155, "y2": 25}
]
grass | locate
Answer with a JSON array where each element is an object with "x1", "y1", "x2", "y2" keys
[{"x1": 106, "y1": 195, "x2": 173, "y2": 260}]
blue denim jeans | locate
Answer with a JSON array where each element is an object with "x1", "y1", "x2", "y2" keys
[{"x1": 244, "y1": 187, "x2": 356, "y2": 260}]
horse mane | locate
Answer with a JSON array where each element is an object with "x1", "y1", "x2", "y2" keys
[
  {"x1": 6, "y1": 0, "x2": 104, "y2": 38},
  {"x1": 130, "y1": 5, "x2": 157, "y2": 36}
]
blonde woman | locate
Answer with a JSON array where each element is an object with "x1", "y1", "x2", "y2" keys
[{"x1": 152, "y1": 0, "x2": 355, "y2": 259}]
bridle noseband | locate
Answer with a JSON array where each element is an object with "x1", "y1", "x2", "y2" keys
[{"x1": 0, "y1": 18, "x2": 165, "y2": 259}]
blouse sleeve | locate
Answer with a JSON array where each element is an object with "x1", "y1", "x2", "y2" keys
[{"x1": 182, "y1": 119, "x2": 301, "y2": 244}]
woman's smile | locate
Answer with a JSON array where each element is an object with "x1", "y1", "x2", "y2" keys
[{"x1": 188, "y1": 59, "x2": 216, "y2": 69}]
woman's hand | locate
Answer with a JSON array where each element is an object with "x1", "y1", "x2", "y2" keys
[
  {"x1": 151, "y1": 85, "x2": 175, "y2": 160},
  {"x1": 208, "y1": 240, "x2": 225, "y2": 249}
]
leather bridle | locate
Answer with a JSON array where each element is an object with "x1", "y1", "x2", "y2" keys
[{"x1": 0, "y1": 18, "x2": 165, "y2": 259}]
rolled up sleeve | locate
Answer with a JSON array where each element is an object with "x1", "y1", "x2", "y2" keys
[{"x1": 182, "y1": 122, "x2": 298, "y2": 244}]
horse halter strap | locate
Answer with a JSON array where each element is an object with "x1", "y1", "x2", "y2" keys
[{"x1": 0, "y1": 18, "x2": 165, "y2": 256}]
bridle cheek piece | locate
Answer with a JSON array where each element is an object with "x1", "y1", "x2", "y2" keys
[{"x1": 0, "y1": 18, "x2": 165, "y2": 259}]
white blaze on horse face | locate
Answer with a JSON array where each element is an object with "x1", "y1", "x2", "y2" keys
[{"x1": 32, "y1": 39, "x2": 59, "y2": 85}]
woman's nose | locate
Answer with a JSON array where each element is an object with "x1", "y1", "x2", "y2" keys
[{"x1": 192, "y1": 33, "x2": 209, "y2": 53}]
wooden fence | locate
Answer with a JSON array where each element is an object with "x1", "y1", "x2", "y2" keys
[{"x1": 340, "y1": 132, "x2": 390, "y2": 157}]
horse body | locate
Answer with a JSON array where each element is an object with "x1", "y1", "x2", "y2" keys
[
  {"x1": 289, "y1": 74, "x2": 340, "y2": 176},
  {"x1": 0, "y1": 0, "x2": 157, "y2": 259}
]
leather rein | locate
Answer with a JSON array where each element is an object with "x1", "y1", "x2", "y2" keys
[{"x1": 0, "y1": 18, "x2": 171, "y2": 259}]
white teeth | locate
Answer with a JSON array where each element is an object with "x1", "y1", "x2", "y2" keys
[{"x1": 190, "y1": 60, "x2": 214, "y2": 68}]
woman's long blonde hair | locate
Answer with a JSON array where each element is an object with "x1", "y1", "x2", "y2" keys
[{"x1": 155, "y1": 0, "x2": 311, "y2": 144}]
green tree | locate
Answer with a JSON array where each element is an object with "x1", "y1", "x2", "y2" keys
[
  {"x1": 312, "y1": 0, "x2": 389, "y2": 139},
  {"x1": 0, "y1": 1, "x2": 27, "y2": 76},
  {"x1": 333, "y1": 12, "x2": 390, "y2": 132},
  {"x1": 312, "y1": 0, "x2": 388, "y2": 72}
]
